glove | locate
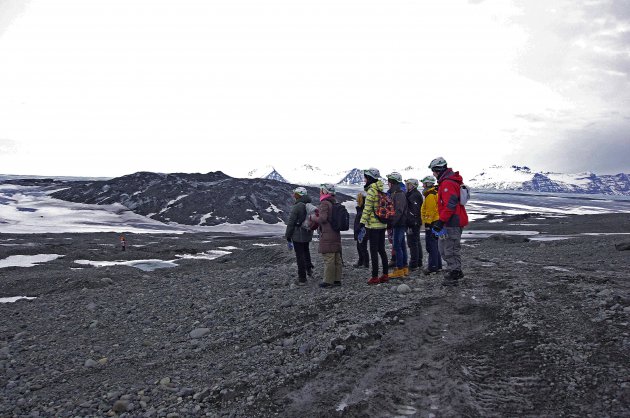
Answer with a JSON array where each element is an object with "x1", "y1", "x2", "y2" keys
[
  {"x1": 433, "y1": 228, "x2": 448, "y2": 240},
  {"x1": 432, "y1": 220, "x2": 444, "y2": 231},
  {"x1": 287, "y1": 241, "x2": 294, "y2": 251},
  {"x1": 357, "y1": 227, "x2": 367, "y2": 243}
]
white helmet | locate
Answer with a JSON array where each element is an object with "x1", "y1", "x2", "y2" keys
[
  {"x1": 292, "y1": 186, "x2": 307, "y2": 196},
  {"x1": 320, "y1": 183, "x2": 336, "y2": 195},
  {"x1": 421, "y1": 175, "x2": 437, "y2": 186},
  {"x1": 386, "y1": 172, "x2": 403, "y2": 183},
  {"x1": 428, "y1": 157, "x2": 447, "y2": 170},
  {"x1": 363, "y1": 168, "x2": 381, "y2": 179}
]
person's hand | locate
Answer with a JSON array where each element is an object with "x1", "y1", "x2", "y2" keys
[
  {"x1": 287, "y1": 241, "x2": 294, "y2": 251},
  {"x1": 433, "y1": 228, "x2": 448, "y2": 239},
  {"x1": 357, "y1": 227, "x2": 367, "y2": 243}
]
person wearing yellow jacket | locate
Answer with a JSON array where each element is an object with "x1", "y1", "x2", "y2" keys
[
  {"x1": 359, "y1": 167, "x2": 389, "y2": 285},
  {"x1": 421, "y1": 175, "x2": 442, "y2": 274}
]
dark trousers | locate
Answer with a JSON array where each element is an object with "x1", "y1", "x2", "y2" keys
[
  {"x1": 368, "y1": 228, "x2": 388, "y2": 278},
  {"x1": 407, "y1": 225, "x2": 422, "y2": 268},
  {"x1": 356, "y1": 237, "x2": 369, "y2": 266},
  {"x1": 293, "y1": 241, "x2": 313, "y2": 280},
  {"x1": 424, "y1": 228, "x2": 442, "y2": 271}
]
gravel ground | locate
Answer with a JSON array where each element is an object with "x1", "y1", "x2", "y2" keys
[{"x1": 0, "y1": 213, "x2": 629, "y2": 417}]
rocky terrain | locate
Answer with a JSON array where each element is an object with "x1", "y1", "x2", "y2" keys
[{"x1": 1, "y1": 213, "x2": 629, "y2": 417}]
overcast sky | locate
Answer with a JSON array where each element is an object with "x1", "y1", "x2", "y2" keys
[{"x1": 0, "y1": 0, "x2": 628, "y2": 178}]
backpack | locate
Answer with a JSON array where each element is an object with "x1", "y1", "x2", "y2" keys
[
  {"x1": 329, "y1": 202, "x2": 350, "y2": 232},
  {"x1": 300, "y1": 203, "x2": 320, "y2": 231},
  {"x1": 460, "y1": 184, "x2": 470, "y2": 206},
  {"x1": 445, "y1": 179, "x2": 470, "y2": 206},
  {"x1": 373, "y1": 191, "x2": 395, "y2": 224}
]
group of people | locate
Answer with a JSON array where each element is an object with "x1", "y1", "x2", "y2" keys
[{"x1": 284, "y1": 157, "x2": 468, "y2": 287}]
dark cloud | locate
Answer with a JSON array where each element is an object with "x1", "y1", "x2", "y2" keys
[{"x1": 530, "y1": 119, "x2": 630, "y2": 174}]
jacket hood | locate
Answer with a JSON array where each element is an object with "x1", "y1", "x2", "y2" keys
[
  {"x1": 439, "y1": 168, "x2": 463, "y2": 184},
  {"x1": 370, "y1": 180, "x2": 384, "y2": 193},
  {"x1": 423, "y1": 185, "x2": 438, "y2": 196},
  {"x1": 296, "y1": 194, "x2": 312, "y2": 204}
]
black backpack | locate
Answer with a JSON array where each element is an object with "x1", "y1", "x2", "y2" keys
[{"x1": 329, "y1": 202, "x2": 350, "y2": 232}]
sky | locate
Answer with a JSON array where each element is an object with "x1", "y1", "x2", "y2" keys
[{"x1": 0, "y1": 0, "x2": 628, "y2": 178}]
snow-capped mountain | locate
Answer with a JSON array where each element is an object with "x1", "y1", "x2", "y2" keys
[
  {"x1": 239, "y1": 164, "x2": 432, "y2": 186},
  {"x1": 337, "y1": 169, "x2": 364, "y2": 185},
  {"x1": 239, "y1": 164, "x2": 347, "y2": 185},
  {"x1": 468, "y1": 165, "x2": 630, "y2": 195}
]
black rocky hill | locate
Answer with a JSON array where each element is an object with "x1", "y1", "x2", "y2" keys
[{"x1": 50, "y1": 171, "x2": 352, "y2": 226}]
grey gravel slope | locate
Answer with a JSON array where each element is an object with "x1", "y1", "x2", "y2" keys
[{"x1": 0, "y1": 214, "x2": 629, "y2": 417}]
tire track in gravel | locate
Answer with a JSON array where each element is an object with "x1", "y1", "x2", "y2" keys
[{"x1": 265, "y1": 292, "x2": 502, "y2": 417}]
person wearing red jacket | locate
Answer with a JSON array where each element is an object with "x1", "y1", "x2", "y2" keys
[{"x1": 428, "y1": 157, "x2": 468, "y2": 286}]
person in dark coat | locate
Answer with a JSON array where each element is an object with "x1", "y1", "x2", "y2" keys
[
  {"x1": 386, "y1": 172, "x2": 408, "y2": 279},
  {"x1": 318, "y1": 183, "x2": 342, "y2": 288},
  {"x1": 284, "y1": 187, "x2": 314, "y2": 285},
  {"x1": 352, "y1": 191, "x2": 369, "y2": 268},
  {"x1": 405, "y1": 178, "x2": 424, "y2": 271}
]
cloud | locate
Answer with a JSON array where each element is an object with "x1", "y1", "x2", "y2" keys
[
  {"x1": 0, "y1": 139, "x2": 17, "y2": 154},
  {"x1": 522, "y1": 118, "x2": 630, "y2": 174},
  {"x1": 0, "y1": 0, "x2": 31, "y2": 37}
]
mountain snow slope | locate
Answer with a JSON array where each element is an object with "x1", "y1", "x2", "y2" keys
[
  {"x1": 237, "y1": 164, "x2": 432, "y2": 186},
  {"x1": 468, "y1": 166, "x2": 630, "y2": 196}
]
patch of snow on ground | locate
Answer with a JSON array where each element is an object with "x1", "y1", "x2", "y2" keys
[
  {"x1": 265, "y1": 203, "x2": 280, "y2": 213},
  {"x1": 159, "y1": 194, "x2": 188, "y2": 214},
  {"x1": 0, "y1": 254, "x2": 63, "y2": 268},
  {"x1": 0, "y1": 185, "x2": 186, "y2": 234},
  {"x1": 217, "y1": 246, "x2": 240, "y2": 250},
  {"x1": 176, "y1": 250, "x2": 231, "y2": 261},
  {"x1": 543, "y1": 266, "x2": 572, "y2": 272},
  {"x1": 0, "y1": 296, "x2": 37, "y2": 303},
  {"x1": 253, "y1": 243, "x2": 280, "y2": 247},
  {"x1": 74, "y1": 259, "x2": 179, "y2": 272},
  {"x1": 74, "y1": 251, "x2": 232, "y2": 271}
]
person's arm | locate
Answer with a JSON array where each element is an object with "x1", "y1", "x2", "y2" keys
[
  {"x1": 285, "y1": 204, "x2": 299, "y2": 240},
  {"x1": 360, "y1": 187, "x2": 374, "y2": 226}
]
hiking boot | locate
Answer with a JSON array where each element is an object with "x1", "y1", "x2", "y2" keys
[
  {"x1": 319, "y1": 282, "x2": 333, "y2": 288},
  {"x1": 441, "y1": 277, "x2": 459, "y2": 286},
  {"x1": 306, "y1": 267, "x2": 314, "y2": 277},
  {"x1": 454, "y1": 270, "x2": 465, "y2": 279},
  {"x1": 294, "y1": 279, "x2": 307, "y2": 286},
  {"x1": 333, "y1": 281, "x2": 342, "y2": 286},
  {"x1": 368, "y1": 277, "x2": 381, "y2": 285},
  {"x1": 402, "y1": 266, "x2": 410, "y2": 276},
  {"x1": 423, "y1": 268, "x2": 441, "y2": 276},
  {"x1": 441, "y1": 270, "x2": 461, "y2": 286},
  {"x1": 378, "y1": 274, "x2": 389, "y2": 283},
  {"x1": 389, "y1": 268, "x2": 405, "y2": 279}
]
